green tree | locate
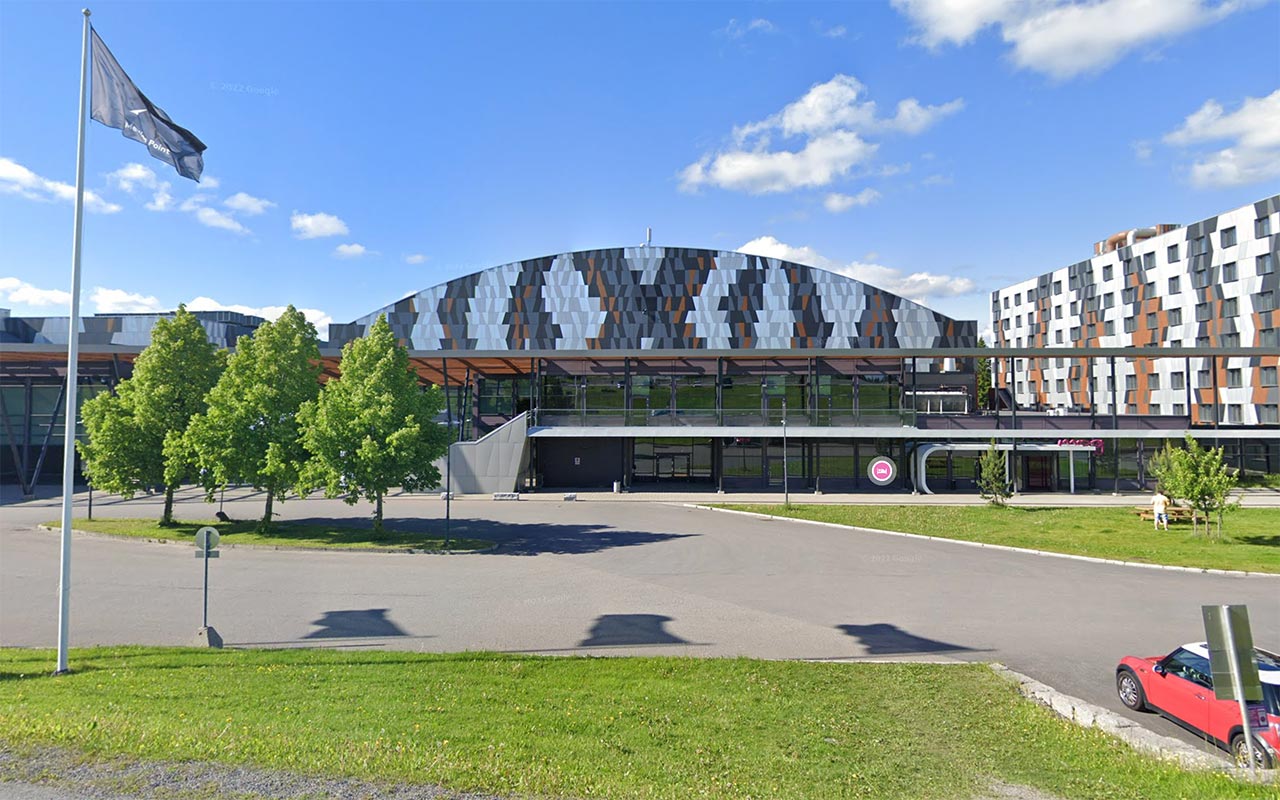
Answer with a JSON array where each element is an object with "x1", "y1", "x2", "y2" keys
[
  {"x1": 298, "y1": 316, "x2": 448, "y2": 531},
  {"x1": 1149, "y1": 436, "x2": 1239, "y2": 538},
  {"x1": 78, "y1": 306, "x2": 223, "y2": 524},
  {"x1": 976, "y1": 338, "x2": 992, "y2": 410},
  {"x1": 978, "y1": 439, "x2": 1011, "y2": 506},
  {"x1": 185, "y1": 306, "x2": 321, "y2": 531}
]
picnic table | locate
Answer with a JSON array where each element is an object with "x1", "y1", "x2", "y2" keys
[{"x1": 1134, "y1": 506, "x2": 1195, "y2": 523}]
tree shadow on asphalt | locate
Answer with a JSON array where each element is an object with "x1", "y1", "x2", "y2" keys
[
  {"x1": 283, "y1": 516, "x2": 695, "y2": 555},
  {"x1": 836, "y1": 623, "x2": 990, "y2": 657}
]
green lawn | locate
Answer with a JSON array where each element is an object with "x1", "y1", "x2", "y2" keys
[
  {"x1": 719, "y1": 505, "x2": 1280, "y2": 574},
  {"x1": 1, "y1": 648, "x2": 1271, "y2": 800},
  {"x1": 48, "y1": 518, "x2": 492, "y2": 552}
]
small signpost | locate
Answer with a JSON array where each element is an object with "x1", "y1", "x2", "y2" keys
[
  {"x1": 1202, "y1": 604, "x2": 1263, "y2": 774},
  {"x1": 867, "y1": 456, "x2": 897, "y2": 487},
  {"x1": 194, "y1": 526, "x2": 222, "y2": 648}
]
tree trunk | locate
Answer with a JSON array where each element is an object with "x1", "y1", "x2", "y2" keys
[
  {"x1": 260, "y1": 487, "x2": 274, "y2": 532},
  {"x1": 161, "y1": 486, "x2": 175, "y2": 526},
  {"x1": 375, "y1": 492, "x2": 383, "y2": 533}
]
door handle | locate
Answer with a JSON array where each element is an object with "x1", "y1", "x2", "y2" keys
[{"x1": 1195, "y1": 693, "x2": 1207, "y2": 700}]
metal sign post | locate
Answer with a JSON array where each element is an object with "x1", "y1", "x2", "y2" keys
[
  {"x1": 194, "y1": 526, "x2": 222, "y2": 648},
  {"x1": 1202, "y1": 604, "x2": 1262, "y2": 775}
]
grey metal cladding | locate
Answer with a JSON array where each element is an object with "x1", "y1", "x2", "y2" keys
[{"x1": 335, "y1": 246, "x2": 977, "y2": 351}]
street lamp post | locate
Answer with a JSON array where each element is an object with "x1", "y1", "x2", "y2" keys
[{"x1": 781, "y1": 398, "x2": 789, "y2": 507}]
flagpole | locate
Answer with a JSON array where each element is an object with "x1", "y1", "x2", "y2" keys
[{"x1": 56, "y1": 7, "x2": 92, "y2": 676}]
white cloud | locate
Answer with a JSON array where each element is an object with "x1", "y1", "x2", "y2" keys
[
  {"x1": 333, "y1": 243, "x2": 367, "y2": 259},
  {"x1": 223, "y1": 192, "x2": 276, "y2": 216},
  {"x1": 682, "y1": 75, "x2": 962, "y2": 195},
  {"x1": 0, "y1": 276, "x2": 72, "y2": 308},
  {"x1": 719, "y1": 18, "x2": 778, "y2": 38},
  {"x1": 682, "y1": 132, "x2": 877, "y2": 194},
  {"x1": 291, "y1": 211, "x2": 349, "y2": 239},
  {"x1": 820, "y1": 23, "x2": 848, "y2": 38},
  {"x1": 193, "y1": 206, "x2": 249, "y2": 234},
  {"x1": 91, "y1": 286, "x2": 164, "y2": 314},
  {"x1": 921, "y1": 173, "x2": 953, "y2": 186},
  {"x1": 199, "y1": 176, "x2": 220, "y2": 189},
  {"x1": 1163, "y1": 89, "x2": 1280, "y2": 187},
  {"x1": 0, "y1": 157, "x2": 121, "y2": 214},
  {"x1": 893, "y1": 0, "x2": 1259, "y2": 80},
  {"x1": 106, "y1": 162, "x2": 174, "y2": 211},
  {"x1": 1132, "y1": 140, "x2": 1154, "y2": 161},
  {"x1": 184, "y1": 296, "x2": 334, "y2": 340},
  {"x1": 738, "y1": 235, "x2": 978, "y2": 303},
  {"x1": 404, "y1": 253, "x2": 428, "y2": 264},
  {"x1": 824, "y1": 188, "x2": 881, "y2": 212}
]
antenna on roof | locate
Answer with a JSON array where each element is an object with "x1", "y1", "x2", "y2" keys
[{"x1": 645, "y1": 226, "x2": 652, "y2": 247}]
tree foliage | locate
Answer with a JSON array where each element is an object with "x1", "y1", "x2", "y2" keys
[
  {"x1": 976, "y1": 338, "x2": 992, "y2": 410},
  {"x1": 1147, "y1": 435, "x2": 1239, "y2": 538},
  {"x1": 978, "y1": 439, "x2": 1011, "y2": 506},
  {"x1": 184, "y1": 306, "x2": 321, "y2": 530},
  {"x1": 298, "y1": 315, "x2": 448, "y2": 530},
  {"x1": 78, "y1": 306, "x2": 223, "y2": 524}
]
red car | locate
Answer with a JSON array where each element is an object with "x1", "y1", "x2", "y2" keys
[{"x1": 1116, "y1": 642, "x2": 1280, "y2": 768}]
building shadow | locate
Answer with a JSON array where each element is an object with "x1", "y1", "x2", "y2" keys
[
  {"x1": 339, "y1": 517, "x2": 697, "y2": 556},
  {"x1": 836, "y1": 623, "x2": 983, "y2": 656},
  {"x1": 578, "y1": 614, "x2": 688, "y2": 647},
  {"x1": 303, "y1": 608, "x2": 408, "y2": 640}
]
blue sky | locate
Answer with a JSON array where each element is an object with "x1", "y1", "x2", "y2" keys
[{"x1": 2, "y1": 0, "x2": 1278, "y2": 340}]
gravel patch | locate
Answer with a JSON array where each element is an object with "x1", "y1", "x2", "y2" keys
[{"x1": 0, "y1": 745, "x2": 511, "y2": 800}]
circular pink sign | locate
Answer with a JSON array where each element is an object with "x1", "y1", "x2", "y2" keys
[{"x1": 867, "y1": 456, "x2": 897, "y2": 486}]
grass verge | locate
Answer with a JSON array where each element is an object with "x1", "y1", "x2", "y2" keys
[
  {"x1": 46, "y1": 518, "x2": 493, "y2": 553},
  {"x1": 718, "y1": 505, "x2": 1280, "y2": 574},
  {"x1": 1, "y1": 647, "x2": 1271, "y2": 800}
]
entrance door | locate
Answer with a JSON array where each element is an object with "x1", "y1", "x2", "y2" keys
[{"x1": 1025, "y1": 455, "x2": 1054, "y2": 490}]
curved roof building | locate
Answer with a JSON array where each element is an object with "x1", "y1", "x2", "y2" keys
[{"x1": 328, "y1": 246, "x2": 976, "y2": 352}]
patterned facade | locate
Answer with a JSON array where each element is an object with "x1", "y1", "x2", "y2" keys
[
  {"x1": 992, "y1": 195, "x2": 1280, "y2": 425},
  {"x1": 329, "y1": 247, "x2": 976, "y2": 352},
  {"x1": 0, "y1": 309, "x2": 264, "y2": 349}
]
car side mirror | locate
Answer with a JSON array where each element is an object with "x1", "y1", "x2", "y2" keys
[{"x1": 1153, "y1": 663, "x2": 1165, "y2": 675}]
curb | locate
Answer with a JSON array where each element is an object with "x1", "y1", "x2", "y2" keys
[
  {"x1": 990, "y1": 664, "x2": 1276, "y2": 781},
  {"x1": 687, "y1": 505, "x2": 1279, "y2": 578},
  {"x1": 34, "y1": 525, "x2": 499, "y2": 556}
]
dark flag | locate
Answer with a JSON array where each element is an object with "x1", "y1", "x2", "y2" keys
[{"x1": 90, "y1": 27, "x2": 206, "y2": 182}]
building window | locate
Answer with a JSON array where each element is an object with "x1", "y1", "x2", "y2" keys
[
  {"x1": 1101, "y1": 264, "x2": 1113, "y2": 281},
  {"x1": 1149, "y1": 374, "x2": 1161, "y2": 390},
  {"x1": 1223, "y1": 262, "x2": 1238, "y2": 282},
  {"x1": 1199, "y1": 404, "x2": 1216, "y2": 423},
  {"x1": 1222, "y1": 332, "x2": 1241, "y2": 348},
  {"x1": 1258, "y1": 217, "x2": 1274, "y2": 238},
  {"x1": 1261, "y1": 329, "x2": 1278, "y2": 348},
  {"x1": 1259, "y1": 253, "x2": 1275, "y2": 275},
  {"x1": 1054, "y1": 306, "x2": 1063, "y2": 319},
  {"x1": 1258, "y1": 292, "x2": 1275, "y2": 312},
  {"x1": 1227, "y1": 368, "x2": 1242, "y2": 388},
  {"x1": 1168, "y1": 243, "x2": 1180, "y2": 262},
  {"x1": 1143, "y1": 281, "x2": 1155, "y2": 297},
  {"x1": 1197, "y1": 369, "x2": 1212, "y2": 388},
  {"x1": 1104, "y1": 320, "x2": 1115, "y2": 336},
  {"x1": 1221, "y1": 226, "x2": 1237, "y2": 247},
  {"x1": 1226, "y1": 405, "x2": 1242, "y2": 424},
  {"x1": 1003, "y1": 296, "x2": 1010, "y2": 309},
  {"x1": 1168, "y1": 308, "x2": 1182, "y2": 326},
  {"x1": 1069, "y1": 301, "x2": 1078, "y2": 315},
  {"x1": 1123, "y1": 317, "x2": 1136, "y2": 333},
  {"x1": 1055, "y1": 330, "x2": 1063, "y2": 344},
  {"x1": 1168, "y1": 276, "x2": 1181, "y2": 294},
  {"x1": 1142, "y1": 252, "x2": 1154, "y2": 269},
  {"x1": 1053, "y1": 280, "x2": 1062, "y2": 295},
  {"x1": 1003, "y1": 319, "x2": 1010, "y2": 330},
  {"x1": 1104, "y1": 293, "x2": 1115, "y2": 309},
  {"x1": 1170, "y1": 340, "x2": 1182, "y2": 348},
  {"x1": 1260, "y1": 405, "x2": 1279, "y2": 424},
  {"x1": 1121, "y1": 287, "x2": 1136, "y2": 304},
  {"x1": 1261, "y1": 366, "x2": 1278, "y2": 386},
  {"x1": 1146, "y1": 312, "x2": 1158, "y2": 329},
  {"x1": 1123, "y1": 258, "x2": 1136, "y2": 276},
  {"x1": 1150, "y1": 403, "x2": 1162, "y2": 415},
  {"x1": 1015, "y1": 292, "x2": 1022, "y2": 305},
  {"x1": 1016, "y1": 314, "x2": 1022, "y2": 327},
  {"x1": 1171, "y1": 371, "x2": 1185, "y2": 389},
  {"x1": 1173, "y1": 403, "x2": 1186, "y2": 416},
  {"x1": 1055, "y1": 379, "x2": 1065, "y2": 392},
  {"x1": 1222, "y1": 298, "x2": 1238, "y2": 317},
  {"x1": 1016, "y1": 382, "x2": 1024, "y2": 394},
  {"x1": 1195, "y1": 303, "x2": 1211, "y2": 322},
  {"x1": 1070, "y1": 327, "x2": 1082, "y2": 341},
  {"x1": 1072, "y1": 376, "x2": 1082, "y2": 392},
  {"x1": 1124, "y1": 374, "x2": 1136, "y2": 391},
  {"x1": 1194, "y1": 235, "x2": 1209, "y2": 255},
  {"x1": 1196, "y1": 336, "x2": 1211, "y2": 348}
]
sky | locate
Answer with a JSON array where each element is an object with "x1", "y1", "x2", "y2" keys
[{"x1": 2, "y1": 0, "x2": 1278, "y2": 342}]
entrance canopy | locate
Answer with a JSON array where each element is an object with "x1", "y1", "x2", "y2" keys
[{"x1": 911, "y1": 442, "x2": 1098, "y2": 496}]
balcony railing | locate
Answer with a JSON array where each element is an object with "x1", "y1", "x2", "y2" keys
[{"x1": 533, "y1": 407, "x2": 918, "y2": 428}]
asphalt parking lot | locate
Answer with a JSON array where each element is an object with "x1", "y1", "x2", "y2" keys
[{"x1": 3, "y1": 486, "x2": 1277, "y2": 760}]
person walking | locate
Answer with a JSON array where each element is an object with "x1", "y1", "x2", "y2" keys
[{"x1": 1151, "y1": 487, "x2": 1170, "y2": 531}]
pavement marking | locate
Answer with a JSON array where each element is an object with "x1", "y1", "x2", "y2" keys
[{"x1": 687, "y1": 504, "x2": 1280, "y2": 579}]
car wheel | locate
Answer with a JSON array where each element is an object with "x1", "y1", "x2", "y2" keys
[
  {"x1": 1231, "y1": 734, "x2": 1274, "y2": 769},
  {"x1": 1116, "y1": 669, "x2": 1147, "y2": 711}
]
